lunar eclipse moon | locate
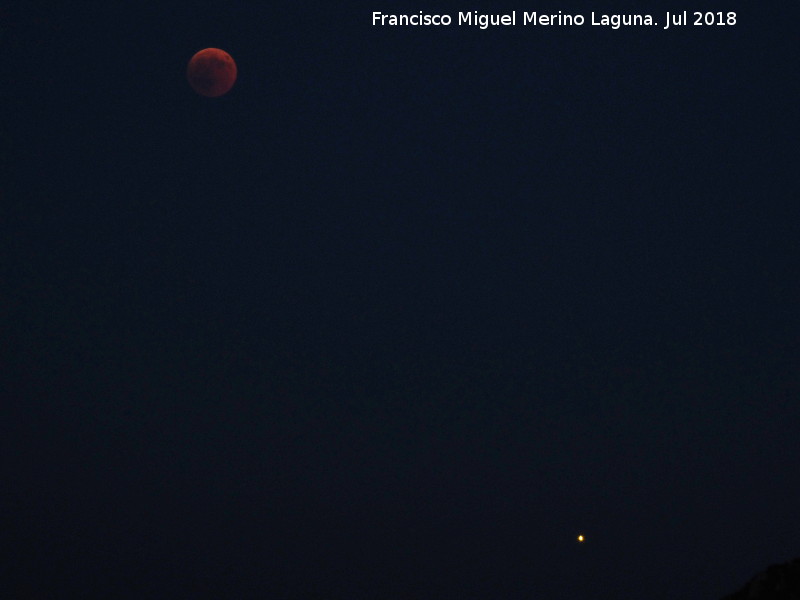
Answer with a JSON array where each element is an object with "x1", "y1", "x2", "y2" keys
[{"x1": 187, "y1": 48, "x2": 237, "y2": 97}]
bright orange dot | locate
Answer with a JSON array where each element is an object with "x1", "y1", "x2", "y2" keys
[{"x1": 577, "y1": 534, "x2": 585, "y2": 542}]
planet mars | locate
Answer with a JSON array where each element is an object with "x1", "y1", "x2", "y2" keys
[{"x1": 187, "y1": 48, "x2": 237, "y2": 97}]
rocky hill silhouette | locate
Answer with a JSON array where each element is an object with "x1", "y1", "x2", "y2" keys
[{"x1": 722, "y1": 558, "x2": 800, "y2": 599}]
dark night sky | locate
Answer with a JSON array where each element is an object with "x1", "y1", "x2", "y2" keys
[{"x1": 2, "y1": 1, "x2": 798, "y2": 598}]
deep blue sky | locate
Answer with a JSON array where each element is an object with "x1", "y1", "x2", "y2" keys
[{"x1": 3, "y1": 1, "x2": 797, "y2": 598}]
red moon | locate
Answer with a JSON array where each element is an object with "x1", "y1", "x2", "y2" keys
[{"x1": 187, "y1": 48, "x2": 237, "y2": 97}]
